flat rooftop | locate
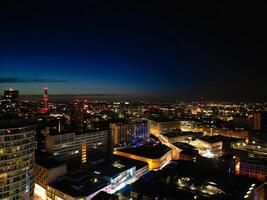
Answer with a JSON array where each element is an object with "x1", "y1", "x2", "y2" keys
[
  {"x1": 90, "y1": 155, "x2": 148, "y2": 178},
  {"x1": 173, "y1": 142, "x2": 196, "y2": 150},
  {"x1": 48, "y1": 128, "x2": 110, "y2": 136},
  {"x1": 163, "y1": 131, "x2": 202, "y2": 138},
  {"x1": 118, "y1": 144, "x2": 171, "y2": 159},
  {"x1": 198, "y1": 135, "x2": 223, "y2": 143},
  {"x1": 49, "y1": 171, "x2": 109, "y2": 198},
  {"x1": 173, "y1": 142, "x2": 199, "y2": 156},
  {"x1": 0, "y1": 118, "x2": 36, "y2": 129},
  {"x1": 35, "y1": 151, "x2": 65, "y2": 169}
]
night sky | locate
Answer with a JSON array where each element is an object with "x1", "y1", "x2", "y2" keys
[{"x1": 0, "y1": 2, "x2": 266, "y2": 101}]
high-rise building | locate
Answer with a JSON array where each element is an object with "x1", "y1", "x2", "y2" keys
[
  {"x1": 111, "y1": 120, "x2": 149, "y2": 145},
  {"x1": 69, "y1": 100, "x2": 88, "y2": 129},
  {"x1": 0, "y1": 119, "x2": 35, "y2": 199},
  {"x1": 1, "y1": 89, "x2": 19, "y2": 114}
]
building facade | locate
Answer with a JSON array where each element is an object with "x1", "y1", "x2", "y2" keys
[
  {"x1": 45, "y1": 130, "x2": 112, "y2": 161},
  {"x1": 0, "y1": 119, "x2": 35, "y2": 199},
  {"x1": 111, "y1": 120, "x2": 149, "y2": 145},
  {"x1": 148, "y1": 119, "x2": 180, "y2": 136},
  {"x1": 34, "y1": 160, "x2": 68, "y2": 200}
]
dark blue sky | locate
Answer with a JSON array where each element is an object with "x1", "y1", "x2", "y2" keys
[{"x1": 0, "y1": 2, "x2": 266, "y2": 100}]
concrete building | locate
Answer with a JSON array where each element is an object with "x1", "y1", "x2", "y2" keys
[
  {"x1": 148, "y1": 119, "x2": 180, "y2": 136},
  {"x1": 162, "y1": 131, "x2": 202, "y2": 144},
  {"x1": 0, "y1": 119, "x2": 35, "y2": 199},
  {"x1": 34, "y1": 156, "x2": 67, "y2": 200},
  {"x1": 45, "y1": 130, "x2": 112, "y2": 161},
  {"x1": 190, "y1": 136, "x2": 223, "y2": 158}
]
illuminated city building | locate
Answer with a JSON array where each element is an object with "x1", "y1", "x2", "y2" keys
[
  {"x1": 45, "y1": 155, "x2": 148, "y2": 199},
  {"x1": 110, "y1": 120, "x2": 149, "y2": 145},
  {"x1": 69, "y1": 99, "x2": 89, "y2": 130},
  {"x1": 1, "y1": 89, "x2": 19, "y2": 114},
  {"x1": 129, "y1": 161, "x2": 265, "y2": 200},
  {"x1": 162, "y1": 131, "x2": 202, "y2": 144},
  {"x1": 231, "y1": 140, "x2": 267, "y2": 181},
  {"x1": 45, "y1": 130, "x2": 112, "y2": 161},
  {"x1": 0, "y1": 119, "x2": 35, "y2": 199},
  {"x1": 148, "y1": 119, "x2": 180, "y2": 136},
  {"x1": 34, "y1": 156, "x2": 67, "y2": 200},
  {"x1": 190, "y1": 136, "x2": 223, "y2": 158},
  {"x1": 47, "y1": 171, "x2": 111, "y2": 200},
  {"x1": 173, "y1": 142, "x2": 199, "y2": 161},
  {"x1": 180, "y1": 120, "x2": 249, "y2": 139},
  {"x1": 114, "y1": 144, "x2": 173, "y2": 170}
]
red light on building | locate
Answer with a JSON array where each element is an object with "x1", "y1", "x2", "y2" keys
[{"x1": 41, "y1": 87, "x2": 49, "y2": 112}]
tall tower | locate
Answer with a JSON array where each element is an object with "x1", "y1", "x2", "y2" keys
[{"x1": 42, "y1": 87, "x2": 48, "y2": 112}]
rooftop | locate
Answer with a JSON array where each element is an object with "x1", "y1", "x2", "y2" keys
[
  {"x1": 0, "y1": 118, "x2": 37, "y2": 129},
  {"x1": 35, "y1": 151, "x2": 65, "y2": 169},
  {"x1": 198, "y1": 135, "x2": 223, "y2": 143},
  {"x1": 48, "y1": 128, "x2": 110, "y2": 136},
  {"x1": 163, "y1": 131, "x2": 202, "y2": 138},
  {"x1": 90, "y1": 155, "x2": 147, "y2": 178},
  {"x1": 118, "y1": 144, "x2": 171, "y2": 159},
  {"x1": 49, "y1": 171, "x2": 109, "y2": 198},
  {"x1": 129, "y1": 161, "x2": 263, "y2": 200}
]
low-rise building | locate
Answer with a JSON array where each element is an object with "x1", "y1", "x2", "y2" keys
[
  {"x1": 114, "y1": 144, "x2": 173, "y2": 170},
  {"x1": 128, "y1": 161, "x2": 265, "y2": 200},
  {"x1": 34, "y1": 156, "x2": 67, "y2": 200},
  {"x1": 162, "y1": 131, "x2": 202, "y2": 144},
  {"x1": 45, "y1": 155, "x2": 149, "y2": 199},
  {"x1": 47, "y1": 171, "x2": 111, "y2": 200},
  {"x1": 190, "y1": 136, "x2": 223, "y2": 158},
  {"x1": 148, "y1": 119, "x2": 180, "y2": 136}
]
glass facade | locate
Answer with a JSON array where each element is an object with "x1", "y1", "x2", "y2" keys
[{"x1": 0, "y1": 123, "x2": 35, "y2": 200}]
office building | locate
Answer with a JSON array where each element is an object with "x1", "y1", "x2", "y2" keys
[
  {"x1": 45, "y1": 130, "x2": 112, "y2": 161},
  {"x1": 111, "y1": 120, "x2": 149, "y2": 145},
  {"x1": 0, "y1": 119, "x2": 35, "y2": 199},
  {"x1": 148, "y1": 119, "x2": 180, "y2": 136}
]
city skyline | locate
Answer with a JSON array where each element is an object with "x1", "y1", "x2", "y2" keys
[
  {"x1": 1, "y1": 2, "x2": 267, "y2": 200},
  {"x1": 1, "y1": 2, "x2": 267, "y2": 101}
]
